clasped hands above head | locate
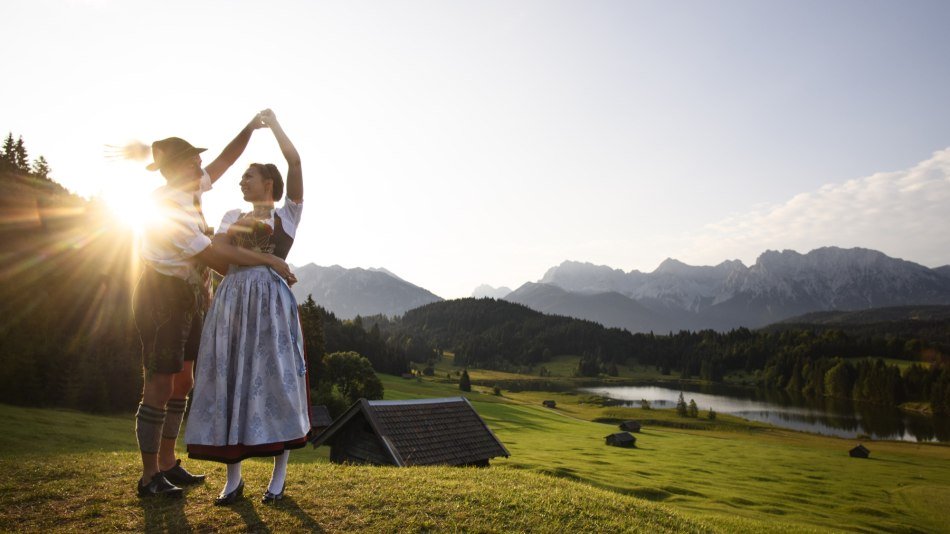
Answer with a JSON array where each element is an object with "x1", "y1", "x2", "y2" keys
[{"x1": 258, "y1": 109, "x2": 278, "y2": 129}]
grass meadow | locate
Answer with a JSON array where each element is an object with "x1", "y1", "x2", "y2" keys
[
  {"x1": 1, "y1": 369, "x2": 949, "y2": 532},
  {"x1": 385, "y1": 374, "x2": 950, "y2": 533}
]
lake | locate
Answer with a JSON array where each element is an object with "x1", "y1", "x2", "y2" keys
[{"x1": 582, "y1": 383, "x2": 950, "y2": 442}]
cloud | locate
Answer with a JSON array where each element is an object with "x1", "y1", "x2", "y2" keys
[{"x1": 679, "y1": 148, "x2": 950, "y2": 268}]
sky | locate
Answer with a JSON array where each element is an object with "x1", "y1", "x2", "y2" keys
[{"x1": 4, "y1": 0, "x2": 950, "y2": 298}]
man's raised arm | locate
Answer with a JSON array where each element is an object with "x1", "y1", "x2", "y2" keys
[{"x1": 205, "y1": 112, "x2": 267, "y2": 183}]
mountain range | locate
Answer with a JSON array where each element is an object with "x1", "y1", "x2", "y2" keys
[
  {"x1": 291, "y1": 247, "x2": 950, "y2": 332},
  {"x1": 504, "y1": 247, "x2": 950, "y2": 332},
  {"x1": 290, "y1": 263, "x2": 442, "y2": 319}
]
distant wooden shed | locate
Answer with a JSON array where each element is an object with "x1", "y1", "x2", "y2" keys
[
  {"x1": 619, "y1": 420, "x2": 641, "y2": 432},
  {"x1": 849, "y1": 444, "x2": 870, "y2": 458},
  {"x1": 606, "y1": 432, "x2": 636, "y2": 448},
  {"x1": 310, "y1": 397, "x2": 510, "y2": 467},
  {"x1": 542, "y1": 400, "x2": 557, "y2": 408}
]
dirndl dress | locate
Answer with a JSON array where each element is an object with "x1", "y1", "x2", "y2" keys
[{"x1": 185, "y1": 206, "x2": 310, "y2": 463}]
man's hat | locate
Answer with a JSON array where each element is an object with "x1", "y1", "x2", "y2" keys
[{"x1": 146, "y1": 137, "x2": 207, "y2": 171}]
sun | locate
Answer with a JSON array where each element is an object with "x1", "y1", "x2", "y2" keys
[{"x1": 102, "y1": 185, "x2": 161, "y2": 235}]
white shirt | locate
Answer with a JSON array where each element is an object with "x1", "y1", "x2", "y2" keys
[
  {"x1": 216, "y1": 197, "x2": 303, "y2": 239},
  {"x1": 140, "y1": 170, "x2": 213, "y2": 283}
]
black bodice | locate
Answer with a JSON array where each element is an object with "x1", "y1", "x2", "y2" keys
[{"x1": 231, "y1": 212, "x2": 295, "y2": 260}]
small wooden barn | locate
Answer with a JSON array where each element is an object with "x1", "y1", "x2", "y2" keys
[
  {"x1": 849, "y1": 444, "x2": 870, "y2": 458},
  {"x1": 606, "y1": 432, "x2": 636, "y2": 448},
  {"x1": 619, "y1": 420, "x2": 641, "y2": 432},
  {"x1": 310, "y1": 397, "x2": 510, "y2": 466},
  {"x1": 542, "y1": 400, "x2": 557, "y2": 408}
]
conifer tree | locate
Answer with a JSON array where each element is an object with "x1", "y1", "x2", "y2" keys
[
  {"x1": 31, "y1": 155, "x2": 51, "y2": 180},
  {"x1": 688, "y1": 398, "x2": 699, "y2": 418},
  {"x1": 299, "y1": 295, "x2": 325, "y2": 388},
  {"x1": 676, "y1": 392, "x2": 687, "y2": 416},
  {"x1": 13, "y1": 135, "x2": 29, "y2": 172},
  {"x1": 459, "y1": 368, "x2": 471, "y2": 392},
  {"x1": 0, "y1": 133, "x2": 14, "y2": 171}
]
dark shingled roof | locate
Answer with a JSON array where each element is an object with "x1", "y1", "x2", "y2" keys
[
  {"x1": 311, "y1": 397, "x2": 510, "y2": 466},
  {"x1": 619, "y1": 420, "x2": 641, "y2": 432},
  {"x1": 310, "y1": 405, "x2": 333, "y2": 429},
  {"x1": 605, "y1": 432, "x2": 636, "y2": 446}
]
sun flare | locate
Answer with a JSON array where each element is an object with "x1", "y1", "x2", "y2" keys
[{"x1": 102, "y1": 187, "x2": 161, "y2": 234}]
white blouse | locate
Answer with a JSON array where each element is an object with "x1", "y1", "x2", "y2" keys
[{"x1": 141, "y1": 170, "x2": 214, "y2": 283}]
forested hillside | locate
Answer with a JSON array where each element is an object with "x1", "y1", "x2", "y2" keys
[
  {"x1": 367, "y1": 298, "x2": 950, "y2": 412},
  {"x1": 0, "y1": 134, "x2": 141, "y2": 411},
  {"x1": 375, "y1": 298, "x2": 638, "y2": 370}
]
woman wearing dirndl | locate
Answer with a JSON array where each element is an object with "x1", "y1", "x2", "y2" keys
[{"x1": 185, "y1": 109, "x2": 310, "y2": 505}]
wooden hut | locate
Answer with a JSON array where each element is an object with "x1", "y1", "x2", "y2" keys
[
  {"x1": 310, "y1": 397, "x2": 510, "y2": 466},
  {"x1": 542, "y1": 400, "x2": 557, "y2": 408},
  {"x1": 849, "y1": 444, "x2": 870, "y2": 458},
  {"x1": 619, "y1": 420, "x2": 641, "y2": 432},
  {"x1": 605, "y1": 432, "x2": 636, "y2": 448}
]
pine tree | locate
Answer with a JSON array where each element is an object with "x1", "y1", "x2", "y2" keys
[
  {"x1": 298, "y1": 295, "x2": 325, "y2": 388},
  {"x1": 688, "y1": 398, "x2": 699, "y2": 418},
  {"x1": 676, "y1": 392, "x2": 687, "y2": 417},
  {"x1": 31, "y1": 155, "x2": 51, "y2": 180},
  {"x1": 0, "y1": 133, "x2": 14, "y2": 172},
  {"x1": 459, "y1": 369, "x2": 471, "y2": 392},
  {"x1": 13, "y1": 136, "x2": 29, "y2": 172}
]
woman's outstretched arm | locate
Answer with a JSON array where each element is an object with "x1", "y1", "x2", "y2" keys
[{"x1": 261, "y1": 109, "x2": 303, "y2": 202}]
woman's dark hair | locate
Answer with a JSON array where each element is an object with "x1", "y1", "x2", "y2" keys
[{"x1": 250, "y1": 163, "x2": 284, "y2": 201}]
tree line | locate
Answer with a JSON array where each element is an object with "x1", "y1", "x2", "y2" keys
[
  {"x1": 357, "y1": 298, "x2": 950, "y2": 412},
  {"x1": 1, "y1": 132, "x2": 52, "y2": 179},
  {"x1": 374, "y1": 298, "x2": 637, "y2": 370}
]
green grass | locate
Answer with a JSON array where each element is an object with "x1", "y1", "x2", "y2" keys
[
  {"x1": 2, "y1": 373, "x2": 950, "y2": 532},
  {"x1": 0, "y1": 404, "x2": 712, "y2": 533},
  {"x1": 429, "y1": 352, "x2": 661, "y2": 381},
  {"x1": 382, "y1": 374, "x2": 950, "y2": 533}
]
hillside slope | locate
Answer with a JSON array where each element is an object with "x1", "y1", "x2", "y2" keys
[
  {"x1": 393, "y1": 297, "x2": 639, "y2": 367},
  {"x1": 0, "y1": 404, "x2": 716, "y2": 533}
]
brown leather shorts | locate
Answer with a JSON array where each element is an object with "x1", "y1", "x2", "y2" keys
[{"x1": 132, "y1": 268, "x2": 204, "y2": 376}]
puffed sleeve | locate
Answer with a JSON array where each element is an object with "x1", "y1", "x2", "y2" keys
[
  {"x1": 216, "y1": 209, "x2": 243, "y2": 235},
  {"x1": 275, "y1": 198, "x2": 303, "y2": 238}
]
